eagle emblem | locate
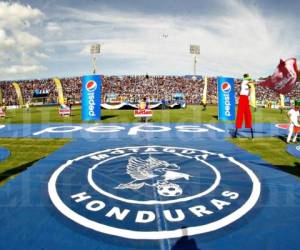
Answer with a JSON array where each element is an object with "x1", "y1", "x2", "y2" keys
[{"x1": 115, "y1": 156, "x2": 191, "y2": 197}]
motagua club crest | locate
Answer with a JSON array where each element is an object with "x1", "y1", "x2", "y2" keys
[
  {"x1": 115, "y1": 156, "x2": 190, "y2": 197},
  {"x1": 48, "y1": 146, "x2": 261, "y2": 240}
]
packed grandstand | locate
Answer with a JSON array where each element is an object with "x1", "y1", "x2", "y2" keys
[{"x1": 0, "y1": 75, "x2": 299, "y2": 106}]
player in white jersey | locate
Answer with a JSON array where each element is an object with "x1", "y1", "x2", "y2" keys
[{"x1": 287, "y1": 101, "x2": 300, "y2": 143}]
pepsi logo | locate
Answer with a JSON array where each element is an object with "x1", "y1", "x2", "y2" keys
[
  {"x1": 86, "y1": 80, "x2": 97, "y2": 92},
  {"x1": 221, "y1": 82, "x2": 231, "y2": 93},
  {"x1": 275, "y1": 124, "x2": 289, "y2": 129}
]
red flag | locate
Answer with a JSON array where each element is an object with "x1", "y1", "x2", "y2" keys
[{"x1": 259, "y1": 58, "x2": 299, "y2": 94}]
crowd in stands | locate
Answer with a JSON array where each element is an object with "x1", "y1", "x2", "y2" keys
[
  {"x1": 0, "y1": 78, "x2": 57, "y2": 105},
  {"x1": 0, "y1": 81, "x2": 18, "y2": 106},
  {"x1": 0, "y1": 75, "x2": 299, "y2": 106},
  {"x1": 102, "y1": 76, "x2": 204, "y2": 104},
  {"x1": 60, "y1": 77, "x2": 81, "y2": 101},
  {"x1": 20, "y1": 78, "x2": 57, "y2": 104}
]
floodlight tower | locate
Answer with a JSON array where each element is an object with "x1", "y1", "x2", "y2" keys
[
  {"x1": 90, "y1": 44, "x2": 101, "y2": 74},
  {"x1": 190, "y1": 44, "x2": 200, "y2": 81}
]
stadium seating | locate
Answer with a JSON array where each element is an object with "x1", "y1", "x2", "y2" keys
[{"x1": 0, "y1": 76, "x2": 299, "y2": 107}]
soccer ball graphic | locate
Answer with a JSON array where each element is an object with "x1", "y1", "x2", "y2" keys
[{"x1": 157, "y1": 183, "x2": 183, "y2": 197}]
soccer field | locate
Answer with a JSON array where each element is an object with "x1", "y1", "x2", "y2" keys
[
  {"x1": 0, "y1": 105, "x2": 289, "y2": 124},
  {"x1": 0, "y1": 106, "x2": 298, "y2": 249},
  {"x1": 2, "y1": 0, "x2": 300, "y2": 248},
  {"x1": 0, "y1": 138, "x2": 70, "y2": 185},
  {"x1": 0, "y1": 105, "x2": 298, "y2": 185},
  {"x1": 229, "y1": 137, "x2": 299, "y2": 176}
]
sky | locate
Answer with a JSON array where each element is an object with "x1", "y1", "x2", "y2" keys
[{"x1": 0, "y1": 0, "x2": 299, "y2": 80}]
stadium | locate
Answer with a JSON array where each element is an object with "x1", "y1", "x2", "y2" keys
[{"x1": 0, "y1": 1, "x2": 300, "y2": 250}]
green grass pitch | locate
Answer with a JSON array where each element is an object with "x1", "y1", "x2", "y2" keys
[
  {"x1": 0, "y1": 105, "x2": 289, "y2": 124},
  {"x1": 0, "y1": 138, "x2": 70, "y2": 185},
  {"x1": 0, "y1": 105, "x2": 298, "y2": 184}
]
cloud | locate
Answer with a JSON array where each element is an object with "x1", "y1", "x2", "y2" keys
[
  {"x1": 0, "y1": 65, "x2": 46, "y2": 75},
  {"x1": 46, "y1": 22, "x2": 62, "y2": 32},
  {"x1": 0, "y1": 29, "x2": 16, "y2": 49},
  {"x1": 34, "y1": 52, "x2": 49, "y2": 59},
  {"x1": 78, "y1": 45, "x2": 90, "y2": 55},
  {"x1": 13, "y1": 31, "x2": 42, "y2": 50},
  {"x1": 0, "y1": 2, "x2": 47, "y2": 78},
  {"x1": 55, "y1": 0, "x2": 300, "y2": 77},
  {"x1": 0, "y1": 2, "x2": 43, "y2": 29},
  {"x1": 1, "y1": 0, "x2": 298, "y2": 79}
]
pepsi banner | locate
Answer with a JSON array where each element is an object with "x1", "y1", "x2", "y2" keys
[
  {"x1": 218, "y1": 77, "x2": 235, "y2": 121},
  {"x1": 82, "y1": 75, "x2": 102, "y2": 121}
]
